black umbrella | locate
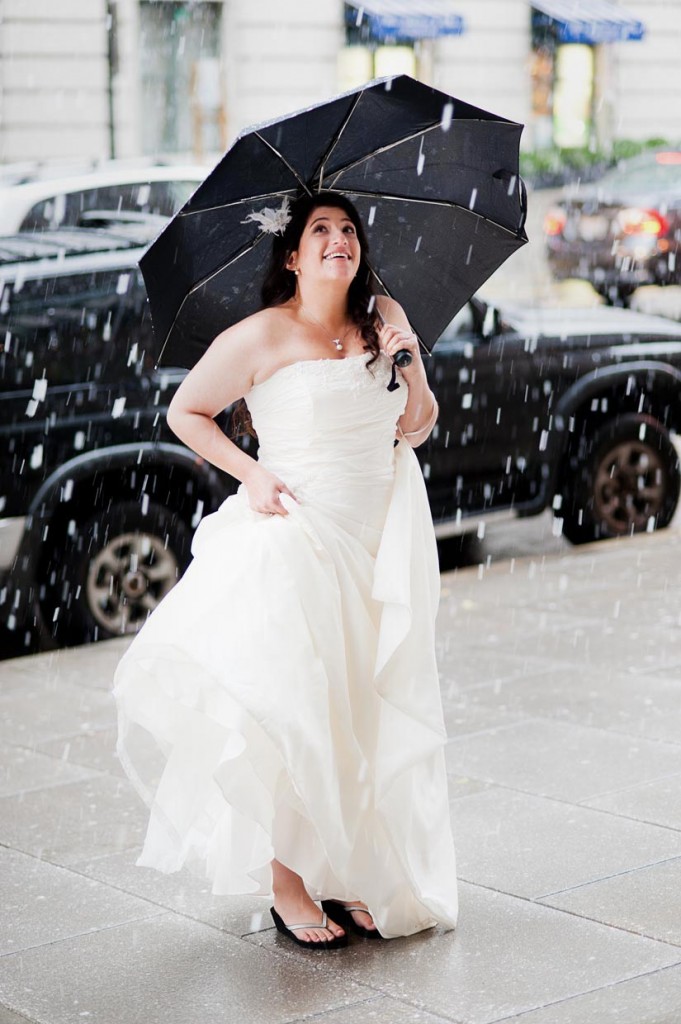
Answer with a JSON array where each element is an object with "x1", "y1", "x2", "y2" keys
[{"x1": 141, "y1": 75, "x2": 527, "y2": 369}]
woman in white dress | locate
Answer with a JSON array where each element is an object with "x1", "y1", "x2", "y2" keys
[{"x1": 113, "y1": 191, "x2": 458, "y2": 949}]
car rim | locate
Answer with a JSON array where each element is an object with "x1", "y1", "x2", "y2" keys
[
  {"x1": 593, "y1": 440, "x2": 666, "y2": 534},
  {"x1": 86, "y1": 530, "x2": 179, "y2": 634}
]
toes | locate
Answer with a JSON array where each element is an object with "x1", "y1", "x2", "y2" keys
[{"x1": 354, "y1": 911, "x2": 377, "y2": 930}]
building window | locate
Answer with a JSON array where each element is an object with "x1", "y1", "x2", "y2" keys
[
  {"x1": 139, "y1": 1, "x2": 225, "y2": 158},
  {"x1": 339, "y1": 3, "x2": 417, "y2": 92},
  {"x1": 553, "y1": 44, "x2": 594, "y2": 149},
  {"x1": 531, "y1": 13, "x2": 596, "y2": 150}
]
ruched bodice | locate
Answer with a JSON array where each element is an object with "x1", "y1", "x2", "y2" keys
[
  {"x1": 246, "y1": 354, "x2": 404, "y2": 533},
  {"x1": 113, "y1": 350, "x2": 458, "y2": 938}
]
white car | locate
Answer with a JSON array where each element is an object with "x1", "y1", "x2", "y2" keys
[{"x1": 0, "y1": 162, "x2": 207, "y2": 234}]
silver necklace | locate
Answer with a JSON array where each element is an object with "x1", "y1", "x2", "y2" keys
[{"x1": 297, "y1": 302, "x2": 354, "y2": 352}]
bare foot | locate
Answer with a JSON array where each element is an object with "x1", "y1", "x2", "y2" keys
[
  {"x1": 272, "y1": 859, "x2": 344, "y2": 945},
  {"x1": 338, "y1": 899, "x2": 377, "y2": 932}
]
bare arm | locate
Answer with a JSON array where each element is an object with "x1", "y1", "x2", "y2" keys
[
  {"x1": 376, "y1": 296, "x2": 438, "y2": 448},
  {"x1": 166, "y1": 314, "x2": 297, "y2": 515}
]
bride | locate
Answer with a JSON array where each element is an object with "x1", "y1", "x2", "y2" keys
[{"x1": 113, "y1": 191, "x2": 458, "y2": 949}]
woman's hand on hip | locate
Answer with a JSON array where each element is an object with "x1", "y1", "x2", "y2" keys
[{"x1": 243, "y1": 464, "x2": 298, "y2": 517}]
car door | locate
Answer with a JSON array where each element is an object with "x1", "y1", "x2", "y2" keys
[{"x1": 421, "y1": 303, "x2": 547, "y2": 524}]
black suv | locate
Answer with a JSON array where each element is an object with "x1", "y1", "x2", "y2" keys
[{"x1": 2, "y1": 231, "x2": 681, "y2": 651}]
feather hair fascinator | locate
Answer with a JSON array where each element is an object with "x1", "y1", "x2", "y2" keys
[{"x1": 241, "y1": 197, "x2": 292, "y2": 235}]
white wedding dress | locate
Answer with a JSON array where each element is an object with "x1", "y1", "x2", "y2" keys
[{"x1": 113, "y1": 351, "x2": 458, "y2": 938}]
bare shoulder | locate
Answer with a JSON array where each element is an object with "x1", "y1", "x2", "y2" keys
[
  {"x1": 169, "y1": 306, "x2": 293, "y2": 417},
  {"x1": 208, "y1": 306, "x2": 280, "y2": 356},
  {"x1": 202, "y1": 305, "x2": 291, "y2": 374}
]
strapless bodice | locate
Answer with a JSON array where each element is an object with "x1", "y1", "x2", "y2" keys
[{"x1": 244, "y1": 352, "x2": 407, "y2": 529}]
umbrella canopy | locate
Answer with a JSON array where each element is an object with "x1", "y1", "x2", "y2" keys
[{"x1": 142, "y1": 75, "x2": 527, "y2": 368}]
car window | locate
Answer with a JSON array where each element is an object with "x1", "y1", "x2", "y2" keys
[
  {"x1": 439, "y1": 302, "x2": 475, "y2": 341},
  {"x1": 19, "y1": 179, "x2": 198, "y2": 230},
  {"x1": 1, "y1": 266, "x2": 150, "y2": 388},
  {"x1": 598, "y1": 153, "x2": 681, "y2": 193}
]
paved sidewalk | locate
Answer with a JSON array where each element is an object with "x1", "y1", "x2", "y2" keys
[{"x1": 1, "y1": 529, "x2": 681, "y2": 1024}]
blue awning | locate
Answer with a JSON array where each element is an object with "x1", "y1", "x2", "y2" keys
[
  {"x1": 531, "y1": 0, "x2": 645, "y2": 44},
  {"x1": 345, "y1": 1, "x2": 465, "y2": 42}
]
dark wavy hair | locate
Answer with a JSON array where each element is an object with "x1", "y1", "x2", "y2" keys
[{"x1": 232, "y1": 191, "x2": 380, "y2": 438}]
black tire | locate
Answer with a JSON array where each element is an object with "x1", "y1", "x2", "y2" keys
[
  {"x1": 558, "y1": 414, "x2": 681, "y2": 545},
  {"x1": 38, "y1": 500, "x2": 193, "y2": 645}
]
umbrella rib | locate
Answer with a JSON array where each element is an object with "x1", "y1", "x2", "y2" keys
[
  {"x1": 325, "y1": 188, "x2": 525, "y2": 239},
  {"x1": 323, "y1": 120, "x2": 476, "y2": 188},
  {"x1": 315, "y1": 90, "x2": 366, "y2": 189},
  {"x1": 368, "y1": 267, "x2": 431, "y2": 356},
  {"x1": 155, "y1": 235, "x2": 269, "y2": 364},
  {"x1": 253, "y1": 132, "x2": 313, "y2": 196},
  {"x1": 176, "y1": 189, "x2": 299, "y2": 220}
]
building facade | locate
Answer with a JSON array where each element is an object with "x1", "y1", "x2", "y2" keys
[{"x1": 0, "y1": 0, "x2": 678, "y2": 167}]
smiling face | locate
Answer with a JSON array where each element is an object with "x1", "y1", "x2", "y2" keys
[{"x1": 286, "y1": 205, "x2": 362, "y2": 286}]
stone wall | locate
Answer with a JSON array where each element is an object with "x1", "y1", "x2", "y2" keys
[
  {"x1": 0, "y1": 0, "x2": 109, "y2": 163},
  {"x1": 612, "y1": 0, "x2": 681, "y2": 142},
  {"x1": 0, "y1": 0, "x2": 677, "y2": 166}
]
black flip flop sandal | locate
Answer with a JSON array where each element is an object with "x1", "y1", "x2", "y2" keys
[
  {"x1": 321, "y1": 900, "x2": 382, "y2": 939},
  {"x1": 270, "y1": 907, "x2": 348, "y2": 949}
]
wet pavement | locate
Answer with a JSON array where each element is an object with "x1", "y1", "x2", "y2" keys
[{"x1": 1, "y1": 525, "x2": 680, "y2": 1024}]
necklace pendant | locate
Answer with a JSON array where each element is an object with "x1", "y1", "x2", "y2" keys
[{"x1": 333, "y1": 339, "x2": 343, "y2": 351}]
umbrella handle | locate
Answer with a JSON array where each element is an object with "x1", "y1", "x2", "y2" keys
[
  {"x1": 387, "y1": 348, "x2": 412, "y2": 391},
  {"x1": 375, "y1": 305, "x2": 413, "y2": 368}
]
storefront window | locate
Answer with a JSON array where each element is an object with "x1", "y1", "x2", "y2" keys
[
  {"x1": 139, "y1": 1, "x2": 225, "y2": 157},
  {"x1": 553, "y1": 44, "x2": 594, "y2": 149},
  {"x1": 340, "y1": 3, "x2": 417, "y2": 92},
  {"x1": 530, "y1": 45, "x2": 554, "y2": 150},
  {"x1": 531, "y1": 13, "x2": 595, "y2": 150}
]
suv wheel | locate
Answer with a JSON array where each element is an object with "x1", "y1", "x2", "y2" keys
[
  {"x1": 40, "y1": 501, "x2": 192, "y2": 644},
  {"x1": 559, "y1": 414, "x2": 680, "y2": 544}
]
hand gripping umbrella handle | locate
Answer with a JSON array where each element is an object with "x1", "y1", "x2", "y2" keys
[
  {"x1": 393, "y1": 349, "x2": 412, "y2": 368},
  {"x1": 375, "y1": 304, "x2": 412, "y2": 390}
]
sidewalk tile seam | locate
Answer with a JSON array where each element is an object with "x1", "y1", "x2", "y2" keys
[
  {"x1": 0, "y1": 908, "x2": 170, "y2": 962},
  {"x1": 0, "y1": 767, "x2": 105, "y2": 800},
  {"x1": 531, "y1": 896, "x2": 681, "y2": 952},
  {"x1": 283, "y1": 994, "x2": 461, "y2": 1024},
  {"x1": 0, "y1": 1003, "x2": 40, "y2": 1024},
  {"x1": 456, "y1": 876, "x2": 681, "y2": 956},
  {"x1": 266, "y1": 944, "x2": 467, "y2": 1024},
  {"x1": 281, "y1": 995, "x2": 385, "y2": 1024},
  {"x1": 59, "y1": 860, "x2": 275, "y2": 940},
  {"x1": 449, "y1": 710, "x2": 681, "y2": 752},
  {"x1": 443, "y1": 717, "x2": 536, "y2": 741},
  {"x1": 445, "y1": 775, "x2": 681, "y2": 826},
  {"x1": 0, "y1": 909, "x2": 384, "y2": 1000},
  {"x1": 0, "y1": 840, "x2": 143, "y2": 870},
  {"x1": 534, "y1": 854, "x2": 681, "y2": 902},
  {"x1": 485, "y1": 961, "x2": 681, "y2": 1024},
  {"x1": 575, "y1": 769, "x2": 681, "y2": 803},
  {"x1": 447, "y1": 717, "x2": 681, "y2": 802},
  {"x1": 0, "y1": 723, "x2": 115, "y2": 750},
  {"x1": 574, "y1": 805, "x2": 681, "y2": 834},
  {"x1": 459, "y1": 861, "x2": 681, "y2": 920},
  {"x1": 453, "y1": 714, "x2": 681, "y2": 757},
  {"x1": 533, "y1": 902, "x2": 681, "y2": 952}
]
